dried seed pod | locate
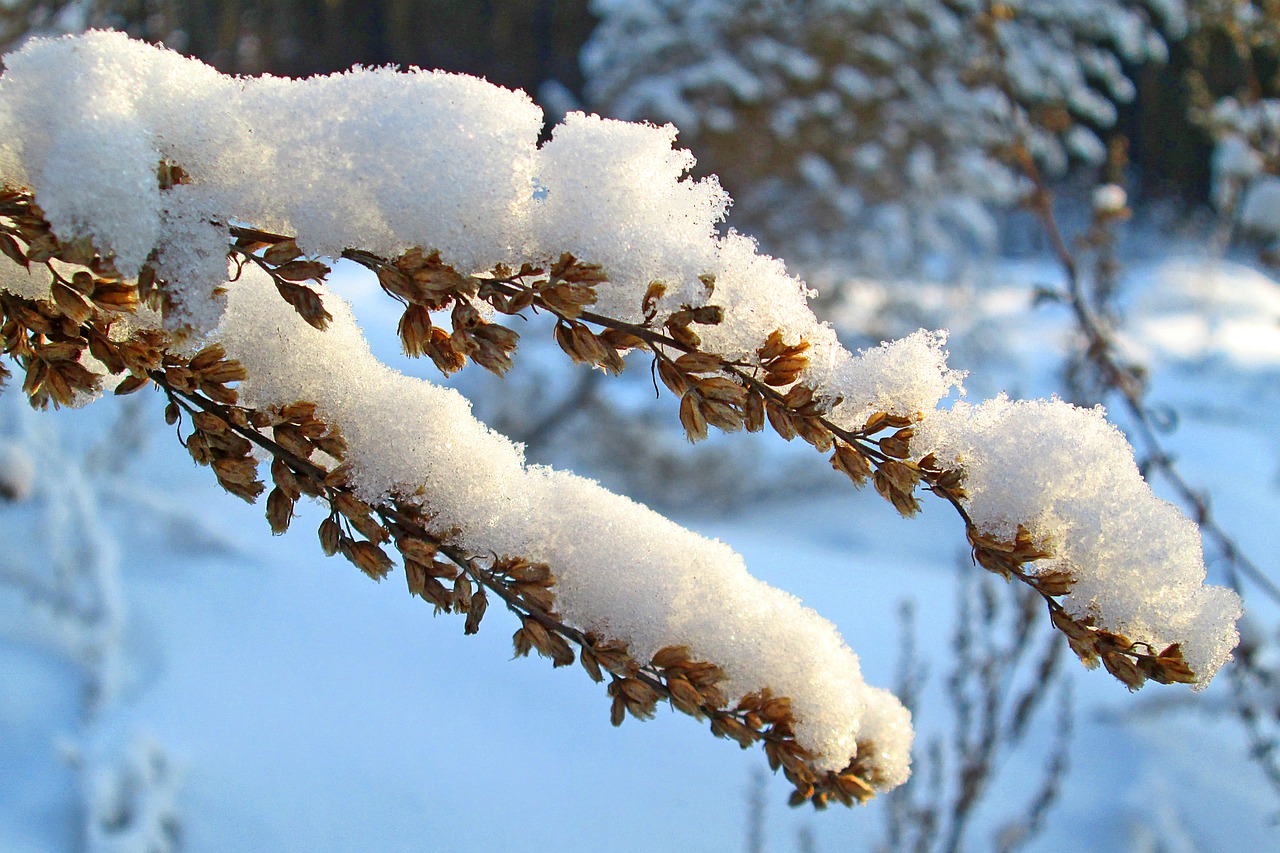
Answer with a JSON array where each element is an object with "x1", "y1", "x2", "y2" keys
[
  {"x1": 1029, "y1": 570, "x2": 1074, "y2": 596},
  {"x1": 200, "y1": 359, "x2": 248, "y2": 385},
  {"x1": 862, "y1": 411, "x2": 890, "y2": 434},
  {"x1": 690, "y1": 305, "x2": 723, "y2": 325},
  {"x1": 262, "y1": 239, "x2": 303, "y2": 266},
  {"x1": 52, "y1": 281, "x2": 93, "y2": 326},
  {"x1": 557, "y1": 257, "x2": 606, "y2": 285},
  {"x1": 212, "y1": 455, "x2": 260, "y2": 488},
  {"x1": 697, "y1": 376, "x2": 747, "y2": 404},
  {"x1": 273, "y1": 279, "x2": 331, "y2": 330},
  {"x1": 24, "y1": 232, "x2": 58, "y2": 262},
  {"x1": 878, "y1": 428, "x2": 914, "y2": 459},
  {"x1": 270, "y1": 457, "x2": 301, "y2": 501},
  {"x1": 674, "y1": 352, "x2": 721, "y2": 374},
  {"x1": 744, "y1": 390, "x2": 765, "y2": 433},
  {"x1": 1141, "y1": 644, "x2": 1197, "y2": 685},
  {"x1": 666, "y1": 320, "x2": 701, "y2": 349},
  {"x1": 667, "y1": 677, "x2": 703, "y2": 717},
  {"x1": 521, "y1": 617, "x2": 553, "y2": 656},
  {"x1": 428, "y1": 560, "x2": 459, "y2": 580},
  {"x1": 465, "y1": 584, "x2": 483, "y2": 630},
  {"x1": 600, "y1": 328, "x2": 646, "y2": 351},
  {"x1": 192, "y1": 411, "x2": 227, "y2": 434},
  {"x1": 348, "y1": 541, "x2": 393, "y2": 581},
  {"x1": 351, "y1": 513, "x2": 389, "y2": 544},
  {"x1": 545, "y1": 631, "x2": 576, "y2": 668},
  {"x1": 831, "y1": 442, "x2": 872, "y2": 486},
  {"x1": 334, "y1": 491, "x2": 373, "y2": 520},
  {"x1": 266, "y1": 487, "x2": 294, "y2": 535},
  {"x1": 766, "y1": 402, "x2": 798, "y2": 441},
  {"x1": 515, "y1": 581, "x2": 556, "y2": 613},
  {"x1": 657, "y1": 358, "x2": 689, "y2": 396},
  {"x1": 700, "y1": 397, "x2": 744, "y2": 433},
  {"x1": 512, "y1": 627, "x2": 533, "y2": 657},
  {"x1": 579, "y1": 647, "x2": 604, "y2": 683},
  {"x1": 759, "y1": 696, "x2": 793, "y2": 725},
  {"x1": 568, "y1": 321, "x2": 608, "y2": 365},
  {"x1": 397, "y1": 537, "x2": 439, "y2": 565},
  {"x1": 0, "y1": 232, "x2": 28, "y2": 268},
  {"x1": 642, "y1": 281, "x2": 665, "y2": 320},
  {"x1": 114, "y1": 373, "x2": 149, "y2": 396},
  {"x1": 507, "y1": 561, "x2": 552, "y2": 583},
  {"x1": 316, "y1": 514, "x2": 343, "y2": 555},
  {"x1": 782, "y1": 383, "x2": 815, "y2": 410},
  {"x1": 451, "y1": 299, "x2": 482, "y2": 330},
  {"x1": 794, "y1": 416, "x2": 832, "y2": 452},
  {"x1": 879, "y1": 459, "x2": 921, "y2": 493},
  {"x1": 274, "y1": 260, "x2": 330, "y2": 282},
  {"x1": 679, "y1": 393, "x2": 709, "y2": 443},
  {"x1": 452, "y1": 573, "x2": 473, "y2": 610},
  {"x1": 91, "y1": 283, "x2": 139, "y2": 312},
  {"x1": 684, "y1": 660, "x2": 726, "y2": 688},
  {"x1": 652, "y1": 645, "x2": 692, "y2": 669},
  {"x1": 188, "y1": 344, "x2": 227, "y2": 373},
  {"x1": 404, "y1": 559, "x2": 427, "y2": 598},
  {"x1": 1102, "y1": 650, "x2": 1147, "y2": 691}
]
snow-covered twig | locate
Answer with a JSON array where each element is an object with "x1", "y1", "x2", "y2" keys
[{"x1": 0, "y1": 31, "x2": 1242, "y2": 805}]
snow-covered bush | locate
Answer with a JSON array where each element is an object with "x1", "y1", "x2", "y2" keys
[
  {"x1": 0, "y1": 32, "x2": 1240, "y2": 807},
  {"x1": 1174, "y1": 2, "x2": 1280, "y2": 248},
  {"x1": 584, "y1": 0, "x2": 1184, "y2": 271}
]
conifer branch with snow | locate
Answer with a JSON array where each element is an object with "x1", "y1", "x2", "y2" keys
[{"x1": 0, "y1": 32, "x2": 1241, "y2": 806}]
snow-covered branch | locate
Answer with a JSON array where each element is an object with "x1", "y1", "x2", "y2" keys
[{"x1": 0, "y1": 31, "x2": 1241, "y2": 805}]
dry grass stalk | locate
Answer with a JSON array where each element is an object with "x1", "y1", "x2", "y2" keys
[
  {"x1": 881, "y1": 585, "x2": 1073, "y2": 853},
  {"x1": 0, "y1": 174, "x2": 1215, "y2": 810}
]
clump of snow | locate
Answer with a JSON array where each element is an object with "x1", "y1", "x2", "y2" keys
[
  {"x1": 698, "y1": 232, "x2": 964, "y2": 426},
  {"x1": 534, "y1": 112, "x2": 729, "y2": 321},
  {"x1": 822, "y1": 330, "x2": 964, "y2": 430},
  {"x1": 912, "y1": 396, "x2": 1241, "y2": 684},
  {"x1": 214, "y1": 267, "x2": 907, "y2": 776},
  {"x1": 0, "y1": 30, "x2": 543, "y2": 327}
]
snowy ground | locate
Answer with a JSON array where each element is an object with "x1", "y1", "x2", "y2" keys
[{"x1": 2, "y1": 244, "x2": 1279, "y2": 852}]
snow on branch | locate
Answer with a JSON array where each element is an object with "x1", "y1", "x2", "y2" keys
[{"x1": 0, "y1": 32, "x2": 1240, "y2": 805}]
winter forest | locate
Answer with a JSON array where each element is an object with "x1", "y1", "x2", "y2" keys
[{"x1": 0, "y1": 1, "x2": 1278, "y2": 851}]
